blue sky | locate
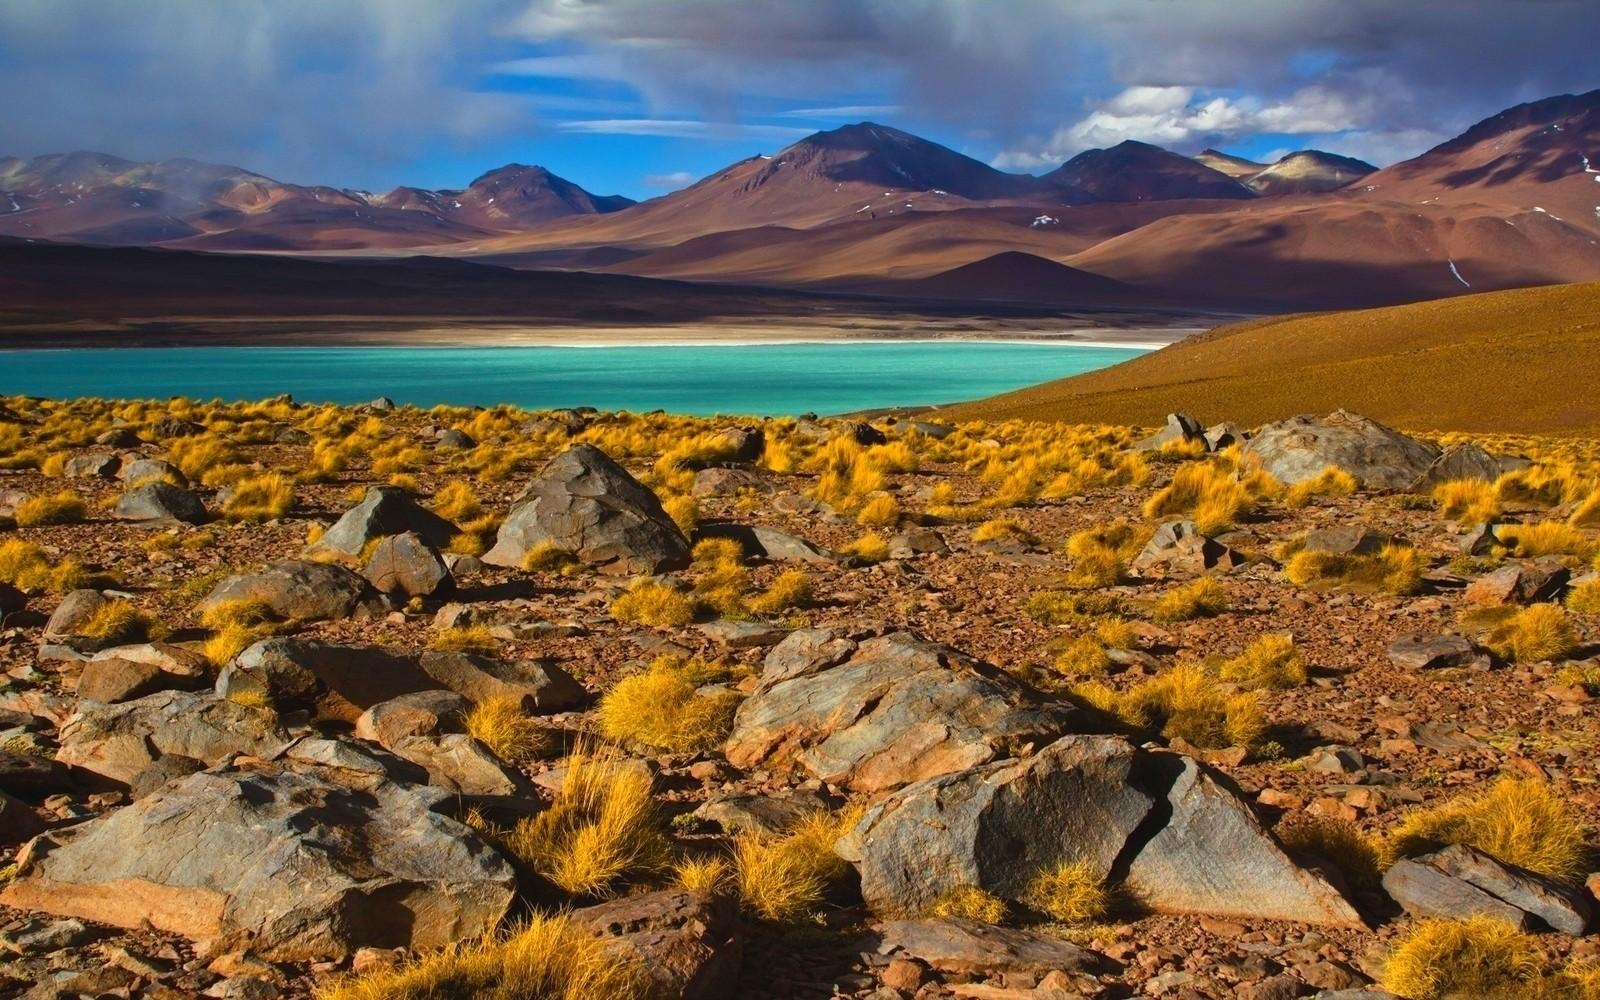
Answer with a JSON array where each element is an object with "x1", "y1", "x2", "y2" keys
[{"x1": 2, "y1": 1, "x2": 1596, "y2": 201}]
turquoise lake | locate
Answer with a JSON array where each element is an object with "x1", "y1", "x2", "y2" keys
[{"x1": 0, "y1": 341, "x2": 1147, "y2": 416}]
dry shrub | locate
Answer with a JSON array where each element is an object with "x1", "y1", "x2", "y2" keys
[
  {"x1": 597, "y1": 656, "x2": 741, "y2": 753},
  {"x1": 1219, "y1": 633, "x2": 1307, "y2": 690},
  {"x1": 1435, "y1": 478, "x2": 1502, "y2": 524},
  {"x1": 855, "y1": 493, "x2": 901, "y2": 528},
  {"x1": 1284, "y1": 544, "x2": 1425, "y2": 595},
  {"x1": 610, "y1": 580, "x2": 695, "y2": 628},
  {"x1": 1286, "y1": 466, "x2": 1358, "y2": 508},
  {"x1": 1380, "y1": 777, "x2": 1589, "y2": 883},
  {"x1": 1144, "y1": 462, "x2": 1252, "y2": 535},
  {"x1": 840, "y1": 532, "x2": 891, "y2": 564},
  {"x1": 466, "y1": 696, "x2": 551, "y2": 764},
  {"x1": 312, "y1": 911, "x2": 645, "y2": 1000},
  {"x1": 749, "y1": 570, "x2": 814, "y2": 616},
  {"x1": 1063, "y1": 519, "x2": 1149, "y2": 588},
  {"x1": 500, "y1": 746, "x2": 669, "y2": 898},
  {"x1": 14, "y1": 491, "x2": 87, "y2": 527},
  {"x1": 1381, "y1": 916, "x2": 1548, "y2": 1000},
  {"x1": 929, "y1": 885, "x2": 1008, "y2": 923},
  {"x1": 734, "y1": 810, "x2": 854, "y2": 923},
  {"x1": 430, "y1": 625, "x2": 502, "y2": 654},
  {"x1": 80, "y1": 600, "x2": 166, "y2": 645},
  {"x1": 1150, "y1": 576, "x2": 1229, "y2": 623},
  {"x1": 1482, "y1": 603, "x2": 1578, "y2": 663},
  {"x1": 1026, "y1": 860, "x2": 1109, "y2": 923},
  {"x1": 222, "y1": 472, "x2": 294, "y2": 523}
]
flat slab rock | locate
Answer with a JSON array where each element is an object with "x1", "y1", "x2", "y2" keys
[
  {"x1": 1385, "y1": 633, "x2": 1488, "y2": 671},
  {"x1": 198, "y1": 560, "x2": 370, "y2": 623},
  {"x1": 570, "y1": 889, "x2": 740, "y2": 1000},
  {"x1": 0, "y1": 747, "x2": 514, "y2": 962},
  {"x1": 867, "y1": 918, "x2": 1111, "y2": 976},
  {"x1": 55, "y1": 690, "x2": 292, "y2": 789},
  {"x1": 724, "y1": 629, "x2": 1078, "y2": 794},
  {"x1": 1383, "y1": 843, "x2": 1594, "y2": 934},
  {"x1": 838, "y1": 733, "x2": 1360, "y2": 927}
]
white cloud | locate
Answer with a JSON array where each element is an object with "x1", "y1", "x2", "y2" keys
[
  {"x1": 643, "y1": 170, "x2": 696, "y2": 190},
  {"x1": 776, "y1": 105, "x2": 903, "y2": 119},
  {"x1": 556, "y1": 119, "x2": 812, "y2": 141}
]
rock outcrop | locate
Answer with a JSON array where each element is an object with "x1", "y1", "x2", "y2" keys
[
  {"x1": 304, "y1": 486, "x2": 457, "y2": 561},
  {"x1": 198, "y1": 561, "x2": 370, "y2": 622},
  {"x1": 1245, "y1": 411, "x2": 1440, "y2": 489},
  {"x1": 55, "y1": 691, "x2": 292, "y2": 788}
]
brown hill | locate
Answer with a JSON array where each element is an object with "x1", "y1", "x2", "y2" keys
[
  {"x1": 950, "y1": 280, "x2": 1600, "y2": 434},
  {"x1": 1045, "y1": 141, "x2": 1254, "y2": 202},
  {"x1": 1245, "y1": 150, "x2": 1376, "y2": 195},
  {"x1": 856, "y1": 250, "x2": 1143, "y2": 306}
]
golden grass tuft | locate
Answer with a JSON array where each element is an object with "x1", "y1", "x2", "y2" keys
[
  {"x1": 1063, "y1": 519, "x2": 1149, "y2": 588},
  {"x1": 465, "y1": 696, "x2": 551, "y2": 764},
  {"x1": 1276, "y1": 814, "x2": 1382, "y2": 892},
  {"x1": 672, "y1": 855, "x2": 732, "y2": 895},
  {"x1": 1568, "y1": 579, "x2": 1600, "y2": 616},
  {"x1": 499, "y1": 746, "x2": 669, "y2": 898},
  {"x1": 0, "y1": 540, "x2": 96, "y2": 593},
  {"x1": 1381, "y1": 916, "x2": 1547, "y2": 1000},
  {"x1": 1483, "y1": 603, "x2": 1578, "y2": 663},
  {"x1": 1052, "y1": 635, "x2": 1113, "y2": 678},
  {"x1": 662, "y1": 494, "x2": 699, "y2": 533},
  {"x1": 610, "y1": 579, "x2": 696, "y2": 628},
  {"x1": 1495, "y1": 521, "x2": 1597, "y2": 560},
  {"x1": 973, "y1": 517, "x2": 1038, "y2": 547},
  {"x1": 1435, "y1": 478, "x2": 1502, "y2": 524},
  {"x1": 430, "y1": 481, "x2": 483, "y2": 523},
  {"x1": 597, "y1": 656, "x2": 741, "y2": 753},
  {"x1": 855, "y1": 493, "x2": 901, "y2": 528},
  {"x1": 312, "y1": 911, "x2": 646, "y2": 1000},
  {"x1": 1113, "y1": 660, "x2": 1267, "y2": 751},
  {"x1": 733, "y1": 810, "x2": 854, "y2": 923},
  {"x1": 79, "y1": 600, "x2": 166, "y2": 645},
  {"x1": 1026, "y1": 861, "x2": 1109, "y2": 923},
  {"x1": 14, "y1": 490, "x2": 88, "y2": 527},
  {"x1": 1219, "y1": 633, "x2": 1308, "y2": 690},
  {"x1": 1144, "y1": 462, "x2": 1252, "y2": 535},
  {"x1": 1284, "y1": 543, "x2": 1425, "y2": 595},
  {"x1": 1150, "y1": 576, "x2": 1229, "y2": 623},
  {"x1": 430, "y1": 625, "x2": 502, "y2": 654},
  {"x1": 929, "y1": 885, "x2": 1008, "y2": 924},
  {"x1": 1285, "y1": 466, "x2": 1358, "y2": 508},
  {"x1": 221, "y1": 472, "x2": 295, "y2": 523},
  {"x1": 748, "y1": 570, "x2": 814, "y2": 616},
  {"x1": 1024, "y1": 590, "x2": 1125, "y2": 626},
  {"x1": 1380, "y1": 777, "x2": 1590, "y2": 883},
  {"x1": 839, "y1": 531, "x2": 891, "y2": 564},
  {"x1": 522, "y1": 542, "x2": 578, "y2": 572}
]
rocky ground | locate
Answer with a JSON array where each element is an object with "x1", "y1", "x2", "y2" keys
[{"x1": 0, "y1": 396, "x2": 1596, "y2": 1000}]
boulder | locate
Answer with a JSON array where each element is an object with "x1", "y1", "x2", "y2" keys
[
  {"x1": 696, "y1": 523, "x2": 832, "y2": 564},
  {"x1": 119, "y1": 457, "x2": 186, "y2": 487},
  {"x1": 128, "y1": 754, "x2": 206, "y2": 800},
  {"x1": 220, "y1": 638, "x2": 439, "y2": 722},
  {"x1": 1464, "y1": 560, "x2": 1570, "y2": 606},
  {"x1": 571, "y1": 889, "x2": 741, "y2": 1000},
  {"x1": 693, "y1": 790, "x2": 833, "y2": 835},
  {"x1": 198, "y1": 561, "x2": 369, "y2": 623},
  {"x1": 910, "y1": 421, "x2": 955, "y2": 440},
  {"x1": 1302, "y1": 526, "x2": 1392, "y2": 557},
  {"x1": 483, "y1": 444, "x2": 690, "y2": 574},
  {"x1": 362, "y1": 531, "x2": 451, "y2": 598},
  {"x1": 1205, "y1": 422, "x2": 1243, "y2": 451},
  {"x1": 114, "y1": 482, "x2": 206, "y2": 524},
  {"x1": 1417, "y1": 443, "x2": 1530, "y2": 487},
  {"x1": 96, "y1": 426, "x2": 142, "y2": 447},
  {"x1": 838, "y1": 734, "x2": 1360, "y2": 926},
  {"x1": 354, "y1": 690, "x2": 469, "y2": 747},
  {"x1": 418, "y1": 651, "x2": 587, "y2": 712},
  {"x1": 1244, "y1": 411, "x2": 1441, "y2": 489},
  {"x1": 1383, "y1": 844, "x2": 1593, "y2": 934},
  {"x1": 867, "y1": 919, "x2": 1110, "y2": 977},
  {"x1": 43, "y1": 590, "x2": 109, "y2": 640},
  {"x1": 63, "y1": 452, "x2": 120, "y2": 479},
  {"x1": 1131, "y1": 520, "x2": 1246, "y2": 578},
  {"x1": 0, "y1": 756, "x2": 515, "y2": 961},
  {"x1": 1385, "y1": 634, "x2": 1488, "y2": 672},
  {"x1": 305, "y1": 486, "x2": 458, "y2": 561},
  {"x1": 691, "y1": 467, "x2": 772, "y2": 498},
  {"x1": 717, "y1": 426, "x2": 765, "y2": 463},
  {"x1": 889, "y1": 528, "x2": 949, "y2": 559},
  {"x1": 54, "y1": 690, "x2": 291, "y2": 788},
  {"x1": 695, "y1": 620, "x2": 788, "y2": 650},
  {"x1": 77, "y1": 643, "x2": 209, "y2": 703},
  {"x1": 846, "y1": 422, "x2": 888, "y2": 446},
  {"x1": 0, "y1": 750, "x2": 76, "y2": 800},
  {"x1": 387, "y1": 734, "x2": 531, "y2": 799},
  {"x1": 724, "y1": 631, "x2": 1078, "y2": 794},
  {"x1": 1135, "y1": 413, "x2": 1206, "y2": 452},
  {"x1": 436, "y1": 428, "x2": 475, "y2": 450}
]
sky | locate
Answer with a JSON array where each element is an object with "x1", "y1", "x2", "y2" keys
[{"x1": 2, "y1": 0, "x2": 1596, "y2": 201}]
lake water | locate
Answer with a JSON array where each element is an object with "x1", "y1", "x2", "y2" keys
[{"x1": 0, "y1": 341, "x2": 1148, "y2": 416}]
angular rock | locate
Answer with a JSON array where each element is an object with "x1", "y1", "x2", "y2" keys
[
  {"x1": 1131, "y1": 520, "x2": 1246, "y2": 578},
  {"x1": 419, "y1": 651, "x2": 587, "y2": 712},
  {"x1": 362, "y1": 531, "x2": 451, "y2": 598},
  {"x1": 483, "y1": 444, "x2": 690, "y2": 574},
  {"x1": 695, "y1": 620, "x2": 788, "y2": 650},
  {"x1": 0, "y1": 750, "x2": 76, "y2": 800},
  {"x1": 77, "y1": 643, "x2": 209, "y2": 703},
  {"x1": 222, "y1": 638, "x2": 438, "y2": 722},
  {"x1": 718, "y1": 426, "x2": 765, "y2": 463},
  {"x1": 43, "y1": 590, "x2": 109, "y2": 640},
  {"x1": 571, "y1": 889, "x2": 741, "y2": 1000},
  {"x1": 889, "y1": 528, "x2": 949, "y2": 559},
  {"x1": 388, "y1": 734, "x2": 530, "y2": 799},
  {"x1": 868, "y1": 918, "x2": 1110, "y2": 977},
  {"x1": 355, "y1": 690, "x2": 469, "y2": 747},
  {"x1": 198, "y1": 561, "x2": 369, "y2": 623},
  {"x1": 0, "y1": 789, "x2": 45, "y2": 843},
  {"x1": 839, "y1": 734, "x2": 1360, "y2": 926},
  {"x1": 0, "y1": 759, "x2": 515, "y2": 961},
  {"x1": 63, "y1": 452, "x2": 120, "y2": 479},
  {"x1": 691, "y1": 467, "x2": 772, "y2": 498},
  {"x1": 55, "y1": 691, "x2": 291, "y2": 788},
  {"x1": 910, "y1": 421, "x2": 955, "y2": 440},
  {"x1": 846, "y1": 422, "x2": 887, "y2": 446},
  {"x1": 1460, "y1": 523, "x2": 1501, "y2": 556},
  {"x1": 305, "y1": 486, "x2": 457, "y2": 561},
  {"x1": 1464, "y1": 561, "x2": 1570, "y2": 606},
  {"x1": 128, "y1": 754, "x2": 206, "y2": 800},
  {"x1": 1245, "y1": 411, "x2": 1441, "y2": 489},
  {"x1": 1386, "y1": 634, "x2": 1487, "y2": 672},
  {"x1": 115, "y1": 482, "x2": 206, "y2": 524},
  {"x1": 693, "y1": 790, "x2": 832, "y2": 835},
  {"x1": 1135, "y1": 413, "x2": 1206, "y2": 452},
  {"x1": 696, "y1": 523, "x2": 832, "y2": 564},
  {"x1": 1303, "y1": 525, "x2": 1392, "y2": 557},
  {"x1": 726, "y1": 631, "x2": 1078, "y2": 794},
  {"x1": 435, "y1": 429, "x2": 474, "y2": 450},
  {"x1": 1416, "y1": 443, "x2": 1530, "y2": 489},
  {"x1": 1383, "y1": 844, "x2": 1593, "y2": 934},
  {"x1": 119, "y1": 457, "x2": 186, "y2": 487},
  {"x1": 1205, "y1": 422, "x2": 1243, "y2": 451}
]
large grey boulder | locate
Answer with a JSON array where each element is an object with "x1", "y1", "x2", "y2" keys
[
  {"x1": 219, "y1": 638, "x2": 439, "y2": 722},
  {"x1": 305, "y1": 486, "x2": 457, "y2": 561},
  {"x1": 198, "y1": 561, "x2": 369, "y2": 622},
  {"x1": 1419, "y1": 443, "x2": 1530, "y2": 487},
  {"x1": 1244, "y1": 411, "x2": 1441, "y2": 489},
  {"x1": 362, "y1": 531, "x2": 451, "y2": 598},
  {"x1": 838, "y1": 734, "x2": 1360, "y2": 926},
  {"x1": 114, "y1": 482, "x2": 206, "y2": 524},
  {"x1": 76, "y1": 643, "x2": 210, "y2": 703},
  {"x1": 483, "y1": 444, "x2": 690, "y2": 574},
  {"x1": 54, "y1": 690, "x2": 291, "y2": 788},
  {"x1": 724, "y1": 631, "x2": 1077, "y2": 794},
  {"x1": 119, "y1": 457, "x2": 186, "y2": 488},
  {"x1": 0, "y1": 754, "x2": 515, "y2": 961},
  {"x1": 571, "y1": 889, "x2": 741, "y2": 1000}
]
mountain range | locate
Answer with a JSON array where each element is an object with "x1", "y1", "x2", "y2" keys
[{"x1": 3, "y1": 88, "x2": 1598, "y2": 311}]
